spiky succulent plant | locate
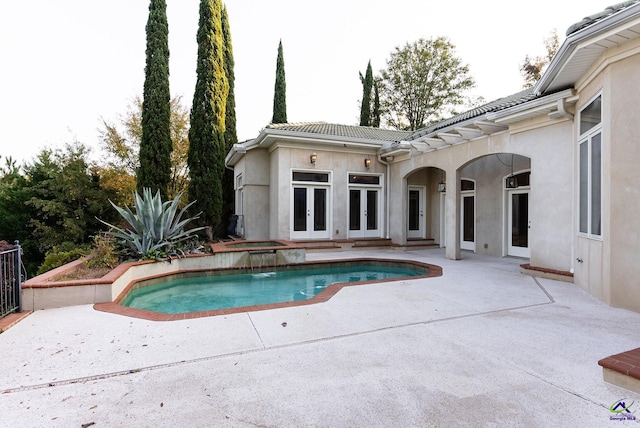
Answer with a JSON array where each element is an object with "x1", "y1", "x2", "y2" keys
[{"x1": 99, "y1": 188, "x2": 204, "y2": 259}]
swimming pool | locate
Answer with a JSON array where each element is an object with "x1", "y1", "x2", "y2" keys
[{"x1": 118, "y1": 259, "x2": 437, "y2": 317}]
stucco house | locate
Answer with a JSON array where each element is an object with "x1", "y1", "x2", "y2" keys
[{"x1": 226, "y1": 1, "x2": 640, "y2": 312}]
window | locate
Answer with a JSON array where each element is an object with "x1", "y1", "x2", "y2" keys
[
  {"x1": 461, "y1": 179, "x2": 475, "y2": 191},
  {"x1": 578, "y1": 94, "x2": 602, "y2": 237},
  {"x1": 349, "y1": 174, "x2": 380, "y2": 185},
  {"x1": 292, "y1": 171, "x2": 329, "y2": 182}
]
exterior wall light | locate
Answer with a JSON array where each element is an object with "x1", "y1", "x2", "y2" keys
[
  {"x1": 310, "y1": 152, "x2": 317, "y2": 165},
  {"x1": 364, "y1": 155, "x2": 371, "y2": 169},
  {"x1": 438, "y1": 170, "x2": 446, "y2": 192}
]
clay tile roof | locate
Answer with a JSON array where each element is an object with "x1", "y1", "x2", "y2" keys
[
  {"x1": 565, "y1": 0, "x2": 640, "y2": 36},
  {"x1": 407, "y1": 88, "x2": 539, "y2": 140},
  {"x1": 266, "y1": 122, "x2": 412, "y2": 142}
]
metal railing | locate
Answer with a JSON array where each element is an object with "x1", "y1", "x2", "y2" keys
[{"x1": 0, "y1": 241, "x2": 22, "y2": 318}]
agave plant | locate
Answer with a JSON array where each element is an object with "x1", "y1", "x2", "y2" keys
[{"x1": 98, "y1": 188, "x2": 204, "y2": 259}]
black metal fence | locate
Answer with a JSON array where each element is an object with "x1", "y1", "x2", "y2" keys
[{"x1": 0, "y1": 241, "x2": 22, "y2": 318}]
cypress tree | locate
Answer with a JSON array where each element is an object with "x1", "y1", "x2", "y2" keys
[
  {"x1": 188, "y1": 0, "x2": 229, "y2": 232},
  {"x1": 138, "y1": 0, "x2": 172, "y2": 198},
  {"x1": 372, "y1": 80, "x2": 381, "y2": 128},
  {"x1": 359, "y1": 61, "x2": 373, "y2": 126},
  {"x1": 221, "y1": 5, "x2": 238, "y2": 226},
  {"x1": 272, "y1": 40, "x2": 287, "y2": 124}
]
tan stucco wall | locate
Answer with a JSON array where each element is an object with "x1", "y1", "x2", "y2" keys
[
  {"x1": 390, "y1": 121, "x2": 573, "y2": 271},
  {"x1": 264, "y1": 144, "x2": 382, "y2": 241},
  {"x1": 572, "y1": 37, "x2": 640, "y2": 312},
  {"x1": 606, "y1": 50, "x2": 640, "y2": 311},
  {"x1": 234, "y1": 149, "x2": 270, "y2": 240},
  {"x1": 512, "y1": 121, "x2": 574, "y2": 270}
]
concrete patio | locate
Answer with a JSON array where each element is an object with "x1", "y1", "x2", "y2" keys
[{"x1": 1, "y1": 248, "x2": 639, "y2": 427}]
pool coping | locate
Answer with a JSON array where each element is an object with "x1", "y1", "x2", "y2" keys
[{"x1": 93, "y1": 258, "x2": 443, "y2": 321}]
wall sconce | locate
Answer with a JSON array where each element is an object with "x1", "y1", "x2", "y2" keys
[
  {"x1": 310, "y1": 152, "x2": 317, "y2": 165},
  {"x1": 438, "y1": 170, "x2": 446, "y2": 192},
  {"x1": 364, "y1": 155, "x2": 371, "y2": 169}
]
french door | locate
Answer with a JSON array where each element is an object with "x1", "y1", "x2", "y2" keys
[
  {"x1": 408, "y1": 186, "x2": 426, "y2": 239},
  {"x1": 291, "y1": 185, "x2": 330, "y2": 239},
  {"x1": 507, "y1": 189, "x2": 530, "y2": 257},
  {"x1": 460, "y1": 192, "x2": 475, "y2": 251},
  {"x1": 349, "y1": 188, "x2": 380, "y2": 238}
]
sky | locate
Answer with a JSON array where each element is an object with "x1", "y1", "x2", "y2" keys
[{"x1": 0, "y1": 0, "x2": 612, "y2": 165}]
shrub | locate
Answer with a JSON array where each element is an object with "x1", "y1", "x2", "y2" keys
[
  {"x1": 98, "y1": 188, "x2": 204, "y2": 260},
  {"x1": 37, "y1": 242, "x2": 90, "y2": 275},
  {"x1": 86, "y1": 234, "x2": 120, "y2": 270}
]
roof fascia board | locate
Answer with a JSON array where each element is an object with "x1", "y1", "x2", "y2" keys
[{"x1": 535, "y1": 3, "x2": 640, "y2": 94}]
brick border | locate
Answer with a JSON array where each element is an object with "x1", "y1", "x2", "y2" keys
[{"x1": 598, "y1": 347, "x2": 640, "y2": 380}]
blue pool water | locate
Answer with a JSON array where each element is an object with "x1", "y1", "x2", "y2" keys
[{"x1": 121, "y1": 264, "x2": 424, "y2": 314}]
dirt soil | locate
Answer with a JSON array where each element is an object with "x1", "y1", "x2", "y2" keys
[{"x1": 51, "y1": 263, "x2": 112, "y2": 282}]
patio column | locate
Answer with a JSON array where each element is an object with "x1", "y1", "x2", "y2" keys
[{"x1": 445, "y1": 167, "x2": 461, "y2": 260}]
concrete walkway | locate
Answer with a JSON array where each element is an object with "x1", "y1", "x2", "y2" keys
[{"x1": 1, "y1": 249, "x2": 639, "y2": 427}]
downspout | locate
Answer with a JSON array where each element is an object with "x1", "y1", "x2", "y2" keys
[
  {"x1": 556, "y1": 98, "x2": 574, "y2": 121},
  {"x1": 378, "y1": 154, "x2": 391, "y2": 239}
]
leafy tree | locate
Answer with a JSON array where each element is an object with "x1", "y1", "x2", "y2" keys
[
  {"x1": 188, "y1": 0, "x2": 229, "y2": 234},
  {"x1": 24, "y1": 144, "x2": 117, "y2": 256},
  {"x1": 138, "y1": 0, "x2": 172, "y2": 198},
  {"x1": 168, "y1": 96, "x2": 190, "y2": 204},
  {"x1": 272, "y1": 40, "x2": 287, "y2": 124},
  {"x1": 359, "y1": 61, "x2": 374, "y2": 126},
  {"x1": 379, "y1": 37, "x2": 475, "y2": 131},
  {"x1": 221, "y1": 5, "x2": 238, "y2": 225},
  {"x1": 0, "y1": 157, "x2": 34, "y2": 269},
  {"x1": 98, "y1": 95, "x2": 190, "y2": 206},
  {"x1": 520, "y1": 29, "x2": 559, "y2": 88}
]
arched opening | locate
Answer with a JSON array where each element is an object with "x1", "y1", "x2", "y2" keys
[
  {"x1": 458, "y1": 153, "x2": 531, "y2": 257},
  {"x1": 404, "y1": 166, "x2": 446, "y2": 246}
]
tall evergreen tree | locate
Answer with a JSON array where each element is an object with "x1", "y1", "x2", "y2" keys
[
  {"x1": 272, "y1": 40, "x2": 287, "y2": 124},
  {"x1": 221, "y1": 5, "x2": 238, "y2": 225},
  {"x1": 372, "y1": 80, "x2": 381, "y2": 128},
  {"x1": 188, "y1": 0, "x2": 229, "y2": 232},
  {"x1": 138, "y1": 0, "x2": 172, "y2": 198},
  {"x1": 359, "y1": 61, "x2": 374, "y2": 126}
]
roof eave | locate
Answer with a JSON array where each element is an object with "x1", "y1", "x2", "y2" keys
[
  {"x1": 488, "y1": 89, "x2": 577, "y2": 123},
  {"x1": 256, "y1": 127, "x2": 395, "y2": 149},
  {"x1": 535, "y1": 3, "x2": 640, "y2": 95}
]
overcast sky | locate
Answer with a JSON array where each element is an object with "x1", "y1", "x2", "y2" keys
[{"x1": 0, "y1": 0, "x2": 611, "y2": 165}]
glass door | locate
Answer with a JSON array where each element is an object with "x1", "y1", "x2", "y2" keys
[
  {"x1": 408, "y1": 186, "x2": 425, "y2": 239},
  {"x1": 349, "y1": 188, "x2": 380, "y2": 238},
  {"x1": 460, "y1": 193, "x2": 475, "y2": 251},
  {"x1": 508, "y1": 190, "x2": 530, "y2": 257},
  {"x1": 292, "y1": 186, "x2": 329, "y2": 239}
]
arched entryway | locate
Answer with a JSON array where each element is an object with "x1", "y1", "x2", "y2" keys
[
  {"x1": 456, "y1": 153, "x2": 531, "y2": 257},
  {"x1": 404, "y1": 167, "x2": 447, "y2": 246}
]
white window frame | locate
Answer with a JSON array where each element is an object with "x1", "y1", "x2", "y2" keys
[
  {"x1": 578, "y1": 93, "x2": 603, "y2": 240},
  {"x1": 290, "y1": 169, "x2": 332, "y2": 240},
  {"x1": 347, "y1": 172, "x2": 384, "y2": 239}
]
